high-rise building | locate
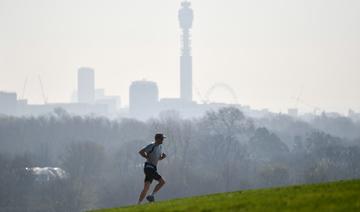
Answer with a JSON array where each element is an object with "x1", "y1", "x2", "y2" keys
[
  {"x1": 77, "y1": 67, "x2": 95, "y2": 103},
  {"x1": 0, "y1": 91, "x2": 17, "y2": 115},
  {"x1": 129, "y1": 80, "x2": 159, "y2": 119},
  {"x1": 179, "y1": 1, "x2": 194, "y2": 102}
]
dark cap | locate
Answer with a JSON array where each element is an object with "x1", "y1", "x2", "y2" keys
[{"x1": 155, "y1": 133, "x2": 166, "y2": 140}]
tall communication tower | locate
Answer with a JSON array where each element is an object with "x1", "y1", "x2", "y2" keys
[{"x1": 178, "y1": 1, "x2": 193, "y2": 102}]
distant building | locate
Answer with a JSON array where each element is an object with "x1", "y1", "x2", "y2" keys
[
  {"x1": 0, "y1": 91, "x2": 17, "y2": 115},
  {"x1": 78, "y1": 67, "x2": 95, "y2": 103},
  {"x1": 95, "y1": 89, "x2": 106, "y2": 100},
  {"x1": 288, "y1": 108, "x2": 298, "y2": 117},
  {"x1": 179, "y1": 1, "x2": 194, "y2": 102},
  {"x1": 348, "y1": 109, "x2": 360, "y2": 121},
  {"x1": 158, "y1": 98, "x2": 199, "y2": 118},
  {"x1": 129, "y1": 80, "x2": 159, "y2": 119},
  {"x1": 95, "y1": 89, "x2": 121, "y2": 115},
  {"x1": 74, "y1": 69, "x2": 121, "y2": 116},
  {"x1": 21, "y1": 103, "x2": 108, "y2": 116},
  {"x1": 323, "y1": 111, "x2": 342, "y2": 118}
]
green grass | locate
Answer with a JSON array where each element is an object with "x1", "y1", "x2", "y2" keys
[{"x1": 91, "y1": 179, "x2": 360, "y2": 212}]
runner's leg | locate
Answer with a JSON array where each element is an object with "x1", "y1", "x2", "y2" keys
[
  {"x1": 138, "y1": 181, "x2": 151, "y2": 204},
  {"x1": 151, "y1": 177, "x2": 166, "y2": 196}
]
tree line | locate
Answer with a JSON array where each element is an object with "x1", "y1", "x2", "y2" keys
[{"x1": 0, "y1": 107, "x2": 359, "y2": 211}]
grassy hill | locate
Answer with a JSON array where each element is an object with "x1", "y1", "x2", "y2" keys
[{"x1": 91, "y1": 179, "x2": 360, "y2": 212}]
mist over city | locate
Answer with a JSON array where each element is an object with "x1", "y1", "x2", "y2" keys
[{"x1": 1, "y1": 0, "x2": 360, "y2": 211}]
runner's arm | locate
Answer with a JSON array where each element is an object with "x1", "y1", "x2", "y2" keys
[
  {"x1": 159, "y1": 153, "x2": 166, "y2": 160},
  {"x1": 139, "y1": 148, "x2": 148, "y2": 159}
]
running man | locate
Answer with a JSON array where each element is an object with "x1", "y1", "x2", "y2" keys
[{"x1": 137, "y1": 133, "x2": 167, "y2": 204}]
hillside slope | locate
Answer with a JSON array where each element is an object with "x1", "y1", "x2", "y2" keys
[{"x1": 91, "y1": 179, "x2": 360, "y2": 212}]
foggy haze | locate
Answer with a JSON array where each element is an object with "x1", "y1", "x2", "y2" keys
[
  {"x1": 1, "y1": 0, "x2": 360, "y2": 113},
  {"x1": 1, "y1": 107, "x2": 360, "y2": 211},
  {"x1": 1, "y1": 1, "x2": 360, "y2": 211}
]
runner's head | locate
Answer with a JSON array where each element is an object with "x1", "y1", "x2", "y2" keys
[{"x1": 155, "y1": 133, "x2": 166, "y2": 144}]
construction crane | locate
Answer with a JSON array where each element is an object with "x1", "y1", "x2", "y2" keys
[
  {"x1": 38, "y1": 75, "x2": 48, "y2": 104},
  {"x1": 21, "y1": 76, "x2": 28, "y2": 99}
]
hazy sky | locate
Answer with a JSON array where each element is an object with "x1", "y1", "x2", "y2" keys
[{"x1": 0, "y1": 0, "x2": 359, "y2": 114}]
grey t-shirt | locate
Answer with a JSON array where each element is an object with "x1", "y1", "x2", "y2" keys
[{"x1": 143, "y1": 143, "x2": 162, "y2": 166}]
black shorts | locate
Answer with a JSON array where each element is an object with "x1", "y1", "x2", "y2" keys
[{"x1": 144, "y1": 163, "x2": 162, "y2": 183}]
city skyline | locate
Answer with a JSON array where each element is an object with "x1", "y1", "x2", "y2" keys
[{"x1": 1, "y1": 0, "x2": 360, "y2": 114}]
